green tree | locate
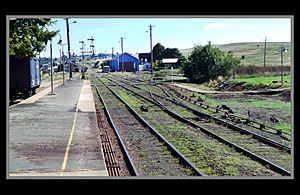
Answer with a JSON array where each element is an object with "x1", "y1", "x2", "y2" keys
[
  {"x1": 153, "y1": 43, "x2": 165, "y2": 61},
  {"x1": 182, "y1": 42, "x2": 240, "y2": 83},
  {"x1": 153, "y1": 43, "x2": 187, "y2": 69},
  {"x1": 9, "y1": 18, "x2": 59, "y2": 58},
  {"x1": 162, "y1": 48, "x2": 186, "y2": 68}
]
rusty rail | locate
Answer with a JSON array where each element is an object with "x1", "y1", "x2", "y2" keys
[{"x1": 105, "y1": 76, "x2": 291, "y2": 176}]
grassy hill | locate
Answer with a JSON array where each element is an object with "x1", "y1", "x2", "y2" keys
[{"x1": 180, "y1": 42, "x2": 291, "y2": 66}]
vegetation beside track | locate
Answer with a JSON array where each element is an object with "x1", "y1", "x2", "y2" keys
[{"x1": 103, "y1": 75, "x2": 284, "y2": 176}]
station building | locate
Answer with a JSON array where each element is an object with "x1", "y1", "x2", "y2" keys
[{"x1": 109, "y1": 52, "x2": 139, "y2": 72}]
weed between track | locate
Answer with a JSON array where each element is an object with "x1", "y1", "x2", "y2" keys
[{"x1": 98, "y1": 76, "x2": 283, "y2": 176}]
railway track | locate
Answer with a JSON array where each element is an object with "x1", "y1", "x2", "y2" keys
[
  {"x1": 122, "y1": 75, "x2": 291, "y2": 142},
  {"x1": 164, "y1": 84, "x2": 291, "y2": 139},
  {"x1": 120, "y1": 75, "x2": 291, "y2": 146},
  {"x1": 103, "y1": 74, "x2": 291, "y2": 176},
  {"x1": 92, "y1": 74, "x2": 204, "y2": 176},
  {"x1": 95, "y1": 106, "x2": 126, "y2": 176}
]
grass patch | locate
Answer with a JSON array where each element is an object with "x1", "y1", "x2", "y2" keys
[
  {"x1": 235, "y1": 74, "x2": 291, "y2": 88},
  {"x1": 180, "y1": 42, "x2": 291, "y2": 67},
  {"x1": 116, "y1": 90, "x2": 141, "y2": 109},
  {"x1": 273, "y1": 123, "x2": 292, "y2": 134},
  {"x1": 244, "y1": 98, "x2": 290, "y2": 110}
]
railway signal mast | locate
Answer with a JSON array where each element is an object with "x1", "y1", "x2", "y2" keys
[
  {"x1": 79, "y1": 40, "x2": 85, "y2": 64},
  {"x1": 87, "y1": 36, "x2": 95, "y2": 58},
  {"x1": 79, "y1": 35, "x2": 96, "y2": 66},
  {"x1": 65, "y1": 18, "x2": 77, "y2": 80}
]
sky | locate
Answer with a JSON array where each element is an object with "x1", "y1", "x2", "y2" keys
[{"x1": 32, "y1": 16, "x2": 292, "y2": 58}]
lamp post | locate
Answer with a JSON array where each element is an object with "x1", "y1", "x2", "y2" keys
[
  {"x1": 280, "y1": 44, "x2": 288, "y2": 87},
  {"x1": 69, "y1": 49, "x2": 76, "y2": 73},
  {"x1": 117, "y1": 52, "x2": 119, "y2": 71},
  {"x1": 49, "y1": 35, "x2": 62, "y2": 95},
  {"x1": 61, "y1": 43, "x2": 67, "y2": 85},
  {"x1": 55, "y1": 32, "x2": 66, "y2": 86},
  {"x1": 65, "y1": 18, "x2": 77, "y2": 80},
  {"x1": 79, "y1": 41, "x2": 85, "y2": 77}
]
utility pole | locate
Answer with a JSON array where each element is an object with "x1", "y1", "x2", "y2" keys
[
  {"x1": 59, "y1": 48, "x2": 62, "y2": 83},
  {"x1": 148, "y1": 24, "x2": 155, "y2": 78},
  {"x1": 117, "y1": 52, "x2": 119, "y2": 71},
  {"x1": 79, "y1": 41, "x2": 85, "y2": 76},
  {"x1": 111, "y1": 47, "x2": 114, "y2": 71},
  {"x1": 120, "y1": 37, "x2": 125, "y2": 73},
  {"x1": 281, "y1": 45, "x2": 284, "y2": 87},
  {"x1": 280, "y1": 43, "x2": 287, "y2": 87},
  {"x1": 263, "y1": 36, "x2": 267, "y2": 67},
  {"x1": 49, "y1": 39, "x2": 55, "y2": 95},
  {"x1": 66, "y1": 18, "x2": 72, "y2": 80},
  {"x1": 61, "y1": 43, "x2": 67, "y2": 86}
]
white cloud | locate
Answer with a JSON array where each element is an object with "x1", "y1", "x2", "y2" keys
[{"x1": 203, "y1": 22, "x2": 231, "y2": 30}]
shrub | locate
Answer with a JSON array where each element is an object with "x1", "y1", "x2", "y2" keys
[{"x1": 182, "y1": 43, "x2": 240, "y2": 83}]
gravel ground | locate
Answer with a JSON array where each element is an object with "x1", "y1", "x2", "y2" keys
[
  {"x1": 105, "y1": 74, "x2": 288, "y2": 176},
  {"x1": 92, "y1": 79, "x2": 196, "y2": 176},
  {"x1": 95, "y1": 107, "x2": 132, "y2": 176}
]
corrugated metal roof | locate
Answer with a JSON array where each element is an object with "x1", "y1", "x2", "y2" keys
[
  {"x1": 162, "y1": 58, "x2": 178, "y2": 63},
  {"x1": 112, "y1": 52, "x2": 139, "y2": 61}
]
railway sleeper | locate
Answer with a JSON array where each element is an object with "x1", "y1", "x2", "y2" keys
[{"x1": 103, "y1": 75, "x2": 292, "y2": 176}]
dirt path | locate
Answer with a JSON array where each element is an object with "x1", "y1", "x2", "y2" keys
[
  {"x1": 170, "y1": 83, "x2": 290, "y2": 95},
  {"x1": 170, "y1": 83, "x2": 242, "y2": 94}
]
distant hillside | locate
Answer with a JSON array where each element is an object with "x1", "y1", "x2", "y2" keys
[{"x1": 180, "y1": 42, "x2": 291, "y2": 66}]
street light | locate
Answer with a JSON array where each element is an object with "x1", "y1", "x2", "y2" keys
[
  {"x1": 280, "y1": 44, "x2": 288, "y2": 87},
  {"x1": 56, "y1": 33, "x2": 65, "y2": 86},
  {"x1": 65, "y1": 18, "x2": 77, "y2": 80},
  {"x1": 49, "y1": 34, "x2": 62, "y2": 95},
  {"x1": 116, "y1": 52, "x2": 119, "y2": 71},
  {"x1": 61, "y1": 43, "x2": 67, "y2": 86},
  {"x1": 79, "y1": 41, "x2": 85, "y2": 78},
  {"x1": 68, "y1": 49, "x2": 76, "y2": 73}
]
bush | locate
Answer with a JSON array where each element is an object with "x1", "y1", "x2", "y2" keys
[{"x1": 182, "y1": 43, "x2": 240, "y2": 83}]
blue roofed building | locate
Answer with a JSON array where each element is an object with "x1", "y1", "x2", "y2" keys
[{"x1": 109, "y1": 52, "x2": 139, "y2": 72}]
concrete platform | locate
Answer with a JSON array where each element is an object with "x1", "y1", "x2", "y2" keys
[{"x1": 8, "y1": 79, "x2": 108, "y2": 178}]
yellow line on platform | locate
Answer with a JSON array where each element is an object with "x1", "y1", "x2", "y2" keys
[{"x1": 60, "y1": 82, "x2": 83, "y2": 176}]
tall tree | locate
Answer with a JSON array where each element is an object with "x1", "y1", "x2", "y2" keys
[
  {"x1": 153, "y1": 43, "x2": 165, "y2": 61},
  {"x1": 162, "y1": 48, "x2": 178, "y2": 58},
  {"x1": 162, "y1": 48, "x2": 186, "y2": 68},
  {"x1": 9, "y1": 18, "x2": 59, "y2": 58}
]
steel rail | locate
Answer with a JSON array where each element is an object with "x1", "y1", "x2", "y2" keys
[
  {"x1": 163, "y1": 84, "x2": 291, "y2": 137},
  {"x1": 118, "y1": 78, "x2": 291, "y2": 153},
  {"x1": 92, "y1": 78, "x2": 139, "y2": 176},
  {"x1": 97, "y1": 108, "x2": 121, "y2": 176},
  {"x1": 124, "y1": 77, "x2": 291, "y2": 138},
  {"x1": 167, "y1": 97, "x2": 291, "y2": 153},
  {"x1": 98, "y1": 76, "x2": 205, "y2": 176},
  {"x1": 105, "y1": 76, "x2": 291, "y2": 176}
]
